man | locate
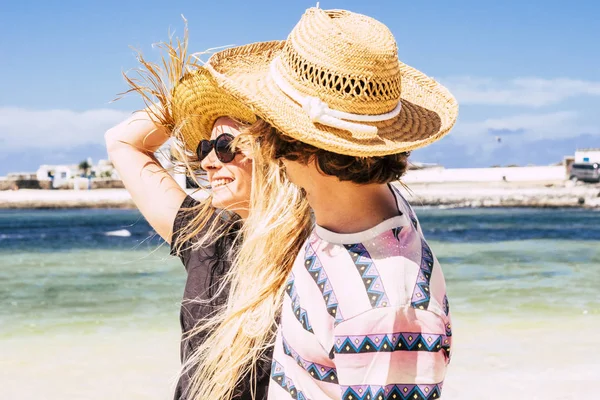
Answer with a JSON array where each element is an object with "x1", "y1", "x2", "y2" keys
[{"x1": 179, "y1": 6, "x2": 458, "y2": 399}]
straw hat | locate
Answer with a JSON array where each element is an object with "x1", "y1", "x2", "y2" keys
[
  {"x1": 170, "y1": 68, "x2": 257, "y2": 155},
  {"x1": 172, "y1": 7, "x2": 458, "y2": 157}
]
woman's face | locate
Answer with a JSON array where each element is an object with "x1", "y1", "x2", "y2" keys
[{"x1": 200, "y1": 117, "x2": 253, "y2": 218}]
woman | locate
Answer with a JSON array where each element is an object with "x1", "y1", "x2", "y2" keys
[
  {"x1": 179, "y1": 6, "x2": 457, "y2": 400},
  {"x1": 105, "y1": 110, "x2": 267, "y2": 399},
  {"x1": 104, "y1": 34, "x2": 310, "y2": 400}
]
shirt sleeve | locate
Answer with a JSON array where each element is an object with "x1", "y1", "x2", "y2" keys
[
  {"x1": 331, "y1": 306, "x2": 450, "y2": 399},
  {"x1": 392, "y1": 185, "x2": 425, "y2": 237},
  {"x1": 169, "y1": 195, "x2": 203, "y2": 264}
]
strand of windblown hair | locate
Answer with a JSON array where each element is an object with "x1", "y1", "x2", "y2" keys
[{"x1": 182, "y1": 121, "x2": 313, "y2": 400}]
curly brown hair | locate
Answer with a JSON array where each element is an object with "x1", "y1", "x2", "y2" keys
[{"x1": 255, "y1": 120, "x2": 410, "y2": 184}]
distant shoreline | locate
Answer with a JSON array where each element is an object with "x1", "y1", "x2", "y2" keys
[
  {"x1": 0, "y1": 189, "x2": 137, "y2": 210},
  {"x1": 1, "y1": 182, "x2": 599, "y2": 209},
  {"x1": 399, "y1": 181, "x2": 600, "y2": 209}
]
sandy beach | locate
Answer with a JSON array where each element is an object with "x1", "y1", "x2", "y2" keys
[
  {"x1": 444, "y1": 314, "x2": 600, "y2": 399},
  {"x1": 0, "y1": 188, "x2": 137, "y2": 209},
  {"x1": 0, "y1": 328, "x2": 182, "y2": 400},
  {"x1": 2, "y1": 315, "x2": 598, "y2": 399},
  {"x1": 402, "y1": 181, "x2": 600, "y2": 208},
  {"x1": 1, "y1": 181, "x2": 599, "y2": 209}
]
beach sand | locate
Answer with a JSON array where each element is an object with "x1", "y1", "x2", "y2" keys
[
  {"x1": 0, "y1": 188, "x2": 137, "y2": 209},
  {"x1": 1, "y1": 314, "x2": 598, "y2": 399},
  {"x1": 444, "y1": 315, "x2": 600, "y2": 399},
  {"x1": 1, "y1": 182, "x2": 599, "y2": 209},
  {"x1": 0, "y1": 328, "x2": 181, "y2": 400},
  {"x1": 402, "y1": 181, "x2": 600, "y2": 209}
]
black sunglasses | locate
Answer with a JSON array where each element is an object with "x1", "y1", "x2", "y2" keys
[{"x1": 197, "y1": 133, "x2": 238, "y2": 164}]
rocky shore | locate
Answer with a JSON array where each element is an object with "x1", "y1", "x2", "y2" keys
[
  {"x1": 1, "y1": 182, "x2": 599, "y2": 209},
  {"x1": 0, "y1": 189, "x2": 136, "y2": 209},
  {"x1": 398, "y1": 181, "x2": 600, "y2": 208}
]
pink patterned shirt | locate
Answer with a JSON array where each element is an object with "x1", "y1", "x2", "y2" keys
[{"x1": 268, "y1": 186, "x2": 452, "y2": 400}]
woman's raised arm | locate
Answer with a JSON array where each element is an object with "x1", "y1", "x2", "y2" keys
[{"x1": 105, "y1": 110, "x2": 187, "y2": 243}]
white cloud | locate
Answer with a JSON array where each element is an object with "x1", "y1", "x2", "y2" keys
[
  {"x1": 442, "y1": 76, "x2": 600, "y2": 107},
  {"x1": 0, "y1": 107, "x2": 131, "y2": 150},
  {"x1": 482, "y1": 111, "x2": 578, "y2": 131},
  {"x1": 452, "y1": 110, "x2": 599, "y2": 142},
  {"x1": 473, "y1": 111, "x2": 580, "y2": 139}
]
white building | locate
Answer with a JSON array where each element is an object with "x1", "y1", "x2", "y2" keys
[
  {"x1": 93, "y1": 159, "x2": 119, "y2": 179},
  {"x1": 36, "y1": 164, "x2": 79, "y2": 188},
  {"x1": 575, "y1": 148, "x2": 600, "y2": 163}
]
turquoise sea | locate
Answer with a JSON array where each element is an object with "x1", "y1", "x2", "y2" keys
[{"x1": 1, "y1": 207, "x2": 600, "y2": 337}]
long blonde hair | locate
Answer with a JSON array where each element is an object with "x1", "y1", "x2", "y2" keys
[
  {"x1": 118, "y1": 22, "x2": 313, "y2": 399},
  {"x1": 116, "y1": 18, "x2": 241, "y2": 258},
  {"x1": 182, "y1": 120, "x2": 312, "y2": 400}
]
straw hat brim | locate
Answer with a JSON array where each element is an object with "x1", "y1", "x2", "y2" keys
[
  {"x1": 171, "y1": 67, "x2": 257, "y2": 153},
  {"x1": 200, "y1": 41, "x2": 458, "y2": 157}
]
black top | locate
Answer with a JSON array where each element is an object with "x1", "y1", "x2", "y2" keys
[{"x1": 170, "y1": 196, "x2": 271, "y2": 400}]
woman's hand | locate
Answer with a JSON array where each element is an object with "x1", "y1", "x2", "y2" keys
[{"x1": 105, "y1": 110, "x2": 186, "y2": 243}]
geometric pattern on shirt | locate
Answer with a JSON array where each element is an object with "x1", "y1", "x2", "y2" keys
[
  {"x1": 285, "y1": 273, "x2": 314, "y2": 334},
  {"x1": 282, "y1": 336, "x2": 339, "y2": 384},
  {"x1": 445, "y1": 320, "x2": 452, "y2": 338},
  {"x1": 343, "y1": 243, "x2": 390, "y2": 308},
  {"x1": 305, "y1": 242, "x2": 344, "y2": 323},
  {"x1": 443, "y1": 294, "x2": 450, "y2": 316},
  {"x1": 391, "y1": 185, "x2": 419, "y2": 230},
  {"x1": 392, "y1": 226, "x2": 403, "y2": 241},
  {"x1": 270, "y1": 360, "x2": 309, "y2": 400},
  {"x1": 405, "y1": 198, "x2": 419, "y2": 230},
  {"x1": 410, "y1": 238, "x2": 434, "y2": 311},
  {"x1": 391, "y1": 185, "x2": 431, "y2": 309},
  {"x1": 408, "y1": 213, "x2": 419, "y2": 230},
  {"x1": 442, "y1": 337, "x2": 452, "y2": 362},
  {"x1": 341, "y1": 383, "x2": 443, "y2": 400},
  {"x1": 442, "y1": 321, "x2": 452, "y2": 361},
  {"x1": 441, "y1": 299, "x2": 452, "y2": 358},
  {"x1": 333, "y1": 332, "x2": 448, "y2": 354}
]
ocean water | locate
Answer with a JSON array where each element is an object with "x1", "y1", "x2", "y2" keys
[
  {"x1": 1, "y1": 207, "x2": 599, "y2": 337},
  {"x1": 0, "y1": 209, "x2": 184, "y2": 336}
]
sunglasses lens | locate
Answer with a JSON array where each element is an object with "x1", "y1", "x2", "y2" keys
[
  {"x1": 215, "y1": 135, "x2": 236, "y2": 163},
  {"x1": 198, "y1": 140, "x2": 213, "y2": 161}
]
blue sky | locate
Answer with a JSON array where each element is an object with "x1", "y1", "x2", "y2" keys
[{"x1": 1, "y1": 0, "x2": 599, "y2": 175}]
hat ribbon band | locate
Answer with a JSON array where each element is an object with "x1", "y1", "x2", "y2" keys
[{"x1": 270, "y1": 57, "x2": 402, "y2": 139}]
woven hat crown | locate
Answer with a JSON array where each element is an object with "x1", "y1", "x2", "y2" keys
[
  {"x1": 277, "y1": 8, "x2": 402, "y2": 116},
  {"x1": 165, "y1": 6, "x2": 457, "y2": 157}
]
